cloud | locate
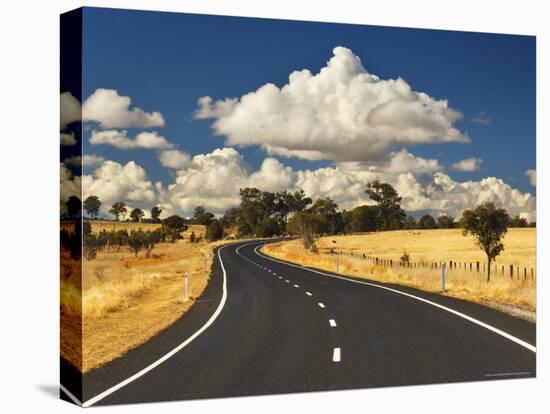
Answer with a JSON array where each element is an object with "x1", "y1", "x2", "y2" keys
[
  {"x1": 60, "y1": 132, "x2": 77, "y2": 146},
  {"x1": 451, "y1": 158, "x2": 482, "y2": 172},
  {"x1": 159, "y1": 150, "x2": 192, "y2": 169},
  {"x1": 157, "y1": 148, "x2": 251, "y2": 214},
  {"x1": 195, "y1": 46, "x2": 468, "y2": 162},
  {"x1": 60, "y1": 163, "x2": 81, "y2": 204},
  {"x1": 89, "y1": 129, "x2": 174, "y2": 150},
  {"x1": 471, "y1": 111, "x2": 491, "y2": 125},
  {"x1": 83, "y1": 88, "x2": 165, "y2": 128},
  {"x1": 154, "y1": 147, "x2": 534, "y2": 221},
  {"x1": 81, "y1": 160, "x2": 156, "y2": 212},
  {"x1": 63, "y1": 154, "x2": 105, "y2": 167},
  {"x1": 526, "y1": 169, "x2": 536, "y2": 186},
  {"x1": 72, "y1": 147, "x2": 535, "y2": 223},
  {"x1": 60, "y1": 92, "x2": 81, "y2": 130}
]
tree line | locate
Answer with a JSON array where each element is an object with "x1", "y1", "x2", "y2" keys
[{"x1": 62, "y1": 181, "x2": 534, "y2": 279}]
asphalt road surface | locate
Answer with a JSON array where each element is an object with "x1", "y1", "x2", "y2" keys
[{"x1": 60, "y1": 240, "x2": 536, "y2": 406}]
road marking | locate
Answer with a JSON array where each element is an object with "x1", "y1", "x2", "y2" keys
[
  {"x1": 279, "y1": 276, "x2": 283, "y2": 279},
  {"x1": 254, "y1": 243, "x2": 536, "y2": 354},
  {"x1": 285, "y1": 279, "x2": 290, "y2": 283},
  {"x1": 293, "y1": 284, "x2": 299, "y2": 288},
  {"x1": 273, "y1": 273, "x2": 277, "y2": 276},
  {"x1": 485, "y1": 371, "x2": 531, "y2": 377},
  {"x1": 68, "y1": 241, "x2": 240, "y2": 407},
  {"x1": 329, "y1": 319, "x2": 337, "y2": 327},
  {"x1": 305, "y1": 291, "x2": 312, "y2": 296},
  {"x1": 318, "y1": 302, "x2": 325, "y2": 308},
  {"x1": 333, "y1": 348, "x2": 341, "y2": 362}
]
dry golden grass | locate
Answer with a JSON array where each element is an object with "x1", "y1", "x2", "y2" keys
[
  {"x1": 262, "y1": 229, "x2": 536, "y2": 311},
  {"x1": 60, "y1": 223, "x2": 233, "y2": 372},
  {"x1": 88, "y1": 220, "x2": 162, "y2": 234}
]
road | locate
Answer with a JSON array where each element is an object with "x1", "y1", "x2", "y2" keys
[{"x1": 60, "y1": 240, "x2": 536, "y2": 406}]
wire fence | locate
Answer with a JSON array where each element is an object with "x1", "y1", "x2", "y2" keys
[{"x1": 327, "y1": 250, "x2": 536, "y2": 282}]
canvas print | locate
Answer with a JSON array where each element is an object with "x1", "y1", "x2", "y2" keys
[{"x1": 60, "y1": 7, "x2": 536, "y2": 407}]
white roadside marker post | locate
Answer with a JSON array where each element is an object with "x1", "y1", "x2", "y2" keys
[
  {"x1": 184, "y1": 271, "x2": 189, "y2": 301},
  {"x1": 441, "y1": 263, "x2": 446, "y2": 293}
]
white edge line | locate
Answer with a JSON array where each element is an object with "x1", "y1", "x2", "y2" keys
[
  {"x1": 329, "y1": 319, "x2": 337, "y2": 327},
  {"x1": 78, "y1": 242, "x2": 241, "y2": 407},
  {"x1": 254, "y1": 243, "x2": 536, "y2": 353},
  {"x1": 306, "y1": 292, "x2": 312, "y2": 296},
  {"x1": 484, "y1": 371, "x2": 532, "y2": 377},
  {"x1": 60, "y1": 383, "x2": 82, "y2": 406},
  {"x1": 318, "y1": 302, "x2": 325, "y2": 308},
  {"x1": 333, "y1": 347, "x2": 341, "y2": 362}
]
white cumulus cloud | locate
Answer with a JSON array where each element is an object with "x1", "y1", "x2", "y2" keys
[
  {"x1": 81, "y1": 160, "x2": 156, "y2": 213},
  {"x1": 83, "y1": 88, "x2": 165, "y2": 128},
  {"x1": 63, "y1": 154, "x2": 105, "y2": 167},
  {"x1": 60, "y1": 132, "x2": 77, "y2": 146},
  {"x1": 451, "y1": 157, "x2": 482, "y2": 172},
  {"x1": 89, "y1": 129, "x2": 174, "y2": 150},
  {"x1": 159, "y1": 149, "x2": 192, "y2": 169},
  {"x1": 526, "y1": 169, "x2": 536, "y2": 186},
  {"x1": 195, "y1": 46, "x2": 468, "y2": 162},
  {"x1": 60, "y1": 92, "x2": 81, "y2": 130},
  {"x1": 156, "y1": 147, "x2": 535, "y2": 221}
]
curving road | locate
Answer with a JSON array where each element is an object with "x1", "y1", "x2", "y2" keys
[{"x1": 60, "y1": 240, "x2": 536, "y2": 406}]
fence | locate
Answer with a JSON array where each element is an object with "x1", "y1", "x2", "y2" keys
[{"x1": 327, "y1": 250, "x2": 536, "y2": 282}]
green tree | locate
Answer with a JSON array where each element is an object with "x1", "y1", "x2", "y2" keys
[
  {"x1": 143, "y1": 229, "x2": 162, "y2": 258},
  {"x1": 350, "y1": 205, "x2": 379, "y2": 232},
  {"x1": 510, "y1": 215, "x2": 528, "y2": 228},
  {"x1": 162, "y1": 215, "x2": 188, "y2": 242},
  {"x1": 113, "y1": 230, "x2": 129, "y2": 251},
  {"x1": 206, "y1": 219, "x2": 224, "y2": 242},
  {"x1": 309, "y1": 198, "x2": 340, "y2": 235},
  {"x1": 109, "y1": 201, "x2": 127, "y2": 221},
  {"x1": 151, "y1": 206, "x2": 162, "y2": 223},
  {"x1": 365, "y1": 180, "x2": 405, "y2": 230},
  {"x1": 418, "y1": 214, "x2": 437, "y2": 229},
  {"x1": 288, "y1": 212, "x2": 324, "y2": 252},
  {"x1": 83, "y1": 195, "x2": 101, "y2": 218},
  {"x1": 437, "y1": 214, "x2": 456, "y2": 229},
  {"x1": 194, "y1": 206, "x2": 215, "y2": 226},
  {"x1": 128, "y1": 230, "x2": 147, "y2": 257},
  {"x1": 404, "y1": 215, "x2": 417, "y2": 229},
  {"x1": 130, "y1": 208, "x2": 145, "y2": 222},
  {"x1": 256, "y1": 217, "x2": 282, "y2": 237},
  {"x1": 461, "y1": 202, "x2": 510, "y2": 282},
  {"x1": 66, "y1": 196, "x2": 81, "y2": 218}
]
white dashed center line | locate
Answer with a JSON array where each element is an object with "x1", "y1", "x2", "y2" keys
[
  {"x1": 278, "y1": 276, "x2": 283, "y2": 279},
  {"x1": 293, "y1": 284, "x2": 299, "y2": 288},
  {"x1": 318, "y1": 302, "x2": 325, "y2": 308},
  {"x1": 305, "y1": 292, "x2": 312, "y2": 296},
  {"x1": 285, "y1": 280, "x2": 290, "y2": 283},
  {"x1": 333, "y1": 348, "x2": 341, "y2": 362},
  {"x1": 329, "y1": 319, "x2": 337, "y2": 327}
]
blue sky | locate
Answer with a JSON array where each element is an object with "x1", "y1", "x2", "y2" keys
[{"x1": 67, "y1": 7, "x2": 536, "y2": 218}]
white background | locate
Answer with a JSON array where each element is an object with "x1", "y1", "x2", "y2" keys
[{"x1": 0, "y1": 0, "x2": 547, "y2": 412}]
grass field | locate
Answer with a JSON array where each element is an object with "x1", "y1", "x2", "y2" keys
[
  {"x1": 60, "y1": 222, "x2": 224, "y2": 372},
  {"x1": 262, "y1": 229, "x2": 536, "y2": 314}
]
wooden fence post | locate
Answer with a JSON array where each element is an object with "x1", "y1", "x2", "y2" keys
[{"x1": 510, "y1": 264, "x2": 513, "y2": 278}]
